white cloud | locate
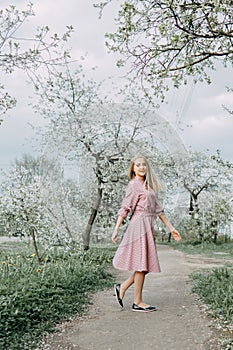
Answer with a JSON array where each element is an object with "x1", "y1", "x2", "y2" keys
[
  {"x1": 213, "y1": 92, "x2": 233, "y2": 107},
  {"x1": 181, "y1": 113, "x2": 233, "y2": 160},
  {"x1": 191, "y1": 114, "x2": 232, "y2": 133}
]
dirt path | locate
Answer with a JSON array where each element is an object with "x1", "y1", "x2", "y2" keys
[{"x1": 39, "y1": 245, "x2": 228, "y2": 350}]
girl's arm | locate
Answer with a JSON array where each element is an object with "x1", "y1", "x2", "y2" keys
[
  {"x1": 112, "y1": 181, "x2": 140, "y2": 244},
  {"x1": 112, "y1": 216, "x2": 124, "y2": 244},
  {"x1": 158, "y1": 213, "x2": 181, "y2": 241}
]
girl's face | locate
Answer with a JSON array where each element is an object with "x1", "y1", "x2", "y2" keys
[{"x1": 133, "y1": 158, "x2": 147, "y2": 180}]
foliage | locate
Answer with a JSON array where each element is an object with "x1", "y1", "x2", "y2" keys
[
  {"x1": 197, "y1": 196, "x2": 233, "y2": 241},
  {"x1": 0, "y1": 163, "x2": 46, "y2": 239},
  {"x1": 166, "y1": 150, "x2": 233, "y2": 242},
  {"x1": 0, "y1": 246, "x2": 114, "y2": 350},
  {"x1": 0, "y1": 155, "x2": 83, "y2": 257},
  {"x1": 169, "y1": 150, "x2": 233, "y2": 204},
  {"x1": 96, "y1": 0, "x2": 233, "y2": 99},
  {"x1": 175, "y1": 198, "x2": 233, "y2": 243},
  {"x1": 0, "y1": 2, "x2": 73, "y2": 121},
  {"x1": 0, "y1": 163, "x2": 51, "y2": 262},
  {"x1": 192, "y1": 268, "x2": 233, "y2": 348}
]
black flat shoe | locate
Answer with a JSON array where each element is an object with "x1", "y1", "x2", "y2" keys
[
  {"x1": 114, "y1": 284, "x2": 123, "y2": 308},
  {"x1": 132, "y1": 303, "x2": 157, "y2": 313}
]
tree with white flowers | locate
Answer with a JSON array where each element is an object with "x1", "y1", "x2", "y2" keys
[
  {"x1": 0, "y1": 2, "x2": 73, "y2": 122},
  {"x1": 0, "y1": 164, "x2": 51, "y2": 264},
  {"x1": 167, "y1": 150, "x2": 233, "y2": 241},
  {"x1": 33, "y1": 66, "x2": 185, "y2": 249},
  {"x1": 0, "y1": 155, "x2": 83, "y2": 261},
  {"x1": 96, "y1": 0, "x2": 233, "y2": 99}
]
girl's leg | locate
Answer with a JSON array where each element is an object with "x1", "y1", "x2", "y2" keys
[
  {"x1": 119, "y1": 271, "x2": 150, "y2": 307},
  {"x1": 134, "y1": 271, "x2": 145, "y2": 305},
  {"x1": 134, "y1": 271, "x2": 150, "y2": 308},
  {"x1": 119, "y1": 272, "x2": 135, "y2": 299}
]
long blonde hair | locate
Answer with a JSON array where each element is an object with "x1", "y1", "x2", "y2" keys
[{"x1": 129, "y1": 155, "x2": 162, "y2": 192}]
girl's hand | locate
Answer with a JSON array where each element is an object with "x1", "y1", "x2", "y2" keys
[
  {"x1": 112, "y1": 229, "x2": 120, "y2": 244},
  {"x1": 171, "y1": 229, "x2": 181, "y2": 241}
]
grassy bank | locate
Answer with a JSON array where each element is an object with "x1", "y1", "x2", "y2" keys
[
  {"x1": 192, "y1": 267, "x2": 233, "y2": 349},
  {"x1": 168, "y1": 239, "x2": 233, "y2": 349},
  {"x1": 0, "y1": 244, "x2": 115, "y2": 350}
]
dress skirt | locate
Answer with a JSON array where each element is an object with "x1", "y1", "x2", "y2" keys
[{"x1": 113, "y1": 210, "x2": 161, "y2": 273}]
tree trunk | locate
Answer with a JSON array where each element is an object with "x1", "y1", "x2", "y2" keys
[
  {"x1": 60, "y1": 200, "x2": 76, "y2": 245},
  {"x1": 189, "y1": 194, "x2": 194, "y2": 214},
  {"x1": 211, "y1": 221, "x2": 218, "y2": 243},
  {"x1": 168, "y1": 232, "x2": 172, "y2": 242},
  {"x1": 189, "y1": 194, "x2": 199, "y2": 218},
  {"x1": 82, "y1": 186, "x2": 103, "y2": 250},
  {"x1": 30, "y1": 228, "x2": 41, "y2": 265}
]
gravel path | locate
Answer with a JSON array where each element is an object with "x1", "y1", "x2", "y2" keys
[{"x1": 38, "y1": 245, "x2": 230, "y2": 350}]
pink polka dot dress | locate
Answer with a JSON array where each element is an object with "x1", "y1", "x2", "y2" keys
[{"x1": 113, "y1": 177, "x2": 164, "y2": 273}]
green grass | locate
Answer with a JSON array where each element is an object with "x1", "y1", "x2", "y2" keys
[
  {"x1": 0, "y1": 245, "x2": 115, "y2": 350},
  {"x1": 167, "y1": 240, "x2": 233, "y2": 259},
  {"x1": 2, "y1": 239, "x2": 233, "y2": 349},
  {"x1": 169, "y1": 239, "x2": 233, "y2": 349},
  {"x1": 192, "y1": 268, "x2": 233, "y2": 323},
  {"x1": 191, "y1": 267, "x2": 233, "y2": 349}
]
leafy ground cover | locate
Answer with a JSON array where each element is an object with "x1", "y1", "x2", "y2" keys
[
  {"x1": 0, "y1": 244, "x2": 115, "y2": 350},
  {"x1": 169, "y1": 239, "x2": 233, "y2": 349},
  {"x1": 192, "y1": 267, "x2": 233, "y2": 350}
]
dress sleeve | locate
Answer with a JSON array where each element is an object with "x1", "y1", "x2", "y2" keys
[
  {"x1": 118, "y1": 182, "x2": 140, "y2": 219},
  {"x1": 155, "y1": 196, "x2": 165, "y2": 216}
]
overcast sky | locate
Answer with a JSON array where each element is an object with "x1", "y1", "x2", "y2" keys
[{"x1": 0, "y1": 0, "x2": 233, "y2": 176}]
